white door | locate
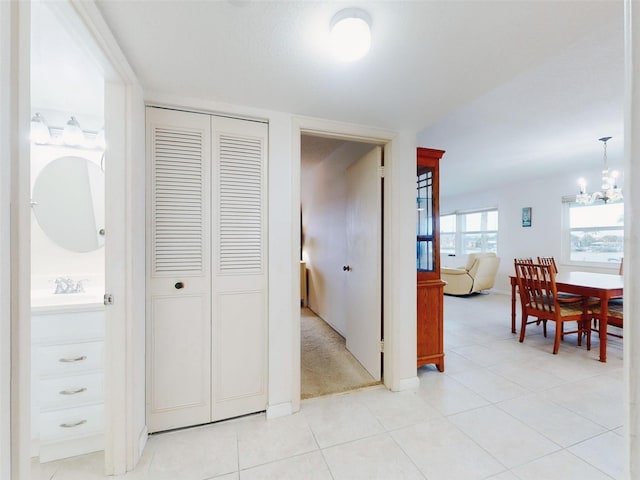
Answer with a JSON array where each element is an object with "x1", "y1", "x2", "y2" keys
[
  {"x1": 146, "y1": 108, "x2": 268, "y2": 432},
  {"x1": 210, "y1": 116, "x2": 268, "y2": 421},
  {"x1": 146, "y1": 107, "x2": 212, "y2": 432},
  {"x1": 345, "y1": 146, "x2": 382, "y2": 380}
]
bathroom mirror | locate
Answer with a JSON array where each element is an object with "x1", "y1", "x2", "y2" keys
[{"x1": 32, "y1": 155, "x2": 105, "y2": 253}]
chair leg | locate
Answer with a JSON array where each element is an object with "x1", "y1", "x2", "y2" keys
[
  {"x1": 519, "y1": 314, "x2": 528, "y2": 343},
  {"x1": 542, "y1": 319, "x2": 547, "y2": 337},
  {"x1": 577, "y1": 321, "x2": 583, "y2": 347},
  {"x1": 585, "y1": 320, "x2": 591, "y2": 351},
  {"x1": 553, "y1": 322, "x2": 562, "y2": 354}
]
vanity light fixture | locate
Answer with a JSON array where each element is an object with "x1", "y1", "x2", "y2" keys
[
  {"x1": 30, "y1": 112, "x2": 51, "y2": 144},
  {"x1": 62, "y1": 116, "x2": 84, "y2": 146},
  {"x1": 330, "y1": 8, "x2": 372, "y2": 62}
]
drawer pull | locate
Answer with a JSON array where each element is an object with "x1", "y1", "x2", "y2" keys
[
  {"x1": 59, "y1": 387, "x2": 87, "y2": 396},
  {"x1": 60, "y1": 419, "x2": 87, "y2": 428},
  {"x1": 58, "y1": 355, "x2": 87, "y2": 363}
]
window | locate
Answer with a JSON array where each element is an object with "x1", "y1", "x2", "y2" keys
[
  {"x1": 440, "y1": 209, "x2": 498, "y2": 256},
  {"x1": 564, "y1": 200, "x2": 623, "y2": 265},
  {"x1": 440, "y1": 214, "x2": 456, "y2": 255}
]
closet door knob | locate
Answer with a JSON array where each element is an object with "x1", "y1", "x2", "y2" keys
[
  {"x1": 343, "y1": 265, "x2": 351, "y2": 272},
  {"x1": 175, "y1": 281, "x2": 184, "y2": 289}
]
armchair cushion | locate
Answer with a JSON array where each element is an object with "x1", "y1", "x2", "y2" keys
[{"x1": 442, "y1": 253, "x2": 501, "y2": 295}]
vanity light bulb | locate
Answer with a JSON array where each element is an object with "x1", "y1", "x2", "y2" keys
[
  {"x1": 62, "y1": 116, "x2": 84, "y2": 146},
  {"x1": 30, "y1": 113, "x2": 51, "y2": 144}
]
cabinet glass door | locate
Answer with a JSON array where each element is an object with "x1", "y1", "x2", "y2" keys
[{"x1": 417, "y1": 165, "x2": 435, "y2": 272}]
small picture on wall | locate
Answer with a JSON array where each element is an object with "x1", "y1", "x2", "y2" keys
[{"x1": 522, "y1": 207, "x2": 532, "y2": 228}]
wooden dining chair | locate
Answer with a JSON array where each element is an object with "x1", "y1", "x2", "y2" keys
[
  {"x1": 589, "y1": 257, "x2": 623, "y2": 338},
  {"x1": 537, "y1": 256, "x2": 558, "y2": 273},
  {"x1": 537, "y1": 256, "x2": 584, "y2": 303},
  {"x1": 590, "y1": 302, "x2": 623, "y2": 339},
  {"x1": 514, "y1": 260, "x2": 590, "y2": 354}
]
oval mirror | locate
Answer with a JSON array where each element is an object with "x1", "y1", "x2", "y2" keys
[{"x1": 32, "y1": 155, "x2": 105, "y2": 253}]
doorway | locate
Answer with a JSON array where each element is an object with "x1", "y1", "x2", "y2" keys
[
  {"x1": 29, "y1": 0, "x2": 107, "y2": 468},
  {"x1": 8, "y1": 1, "x2": 145, "y2": 477},
  {"x1": 299, "y1": 134, "x2": 383, "y2": 398}
]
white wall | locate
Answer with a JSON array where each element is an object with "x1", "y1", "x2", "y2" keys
[
  {"x1": 301, "y1": 141, "x2": 374, "y2": 335},
  {"x1": 440, "y1": 169, "x2": 623, "y2": 294}
]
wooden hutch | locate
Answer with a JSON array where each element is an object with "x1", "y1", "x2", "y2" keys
[{"x1": 416, "y1": 147, "x2": 445, "y2": 371}]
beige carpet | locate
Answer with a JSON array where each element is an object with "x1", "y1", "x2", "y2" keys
[{"x1": 301, "y1": 308, "x2": 380, "y2": 399}]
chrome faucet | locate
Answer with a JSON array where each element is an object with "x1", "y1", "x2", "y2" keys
[{"x1": 54, "y1": 277, "x2": 85, "y2": 294}]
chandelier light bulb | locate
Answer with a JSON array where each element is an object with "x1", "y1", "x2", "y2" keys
[{"x1": 578, "y1": 178, "x2": 587, "y2": 194}]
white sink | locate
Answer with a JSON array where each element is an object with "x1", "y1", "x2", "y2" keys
[{"x1": 31, "y1": 289, "x2": 104, "y2": 312}]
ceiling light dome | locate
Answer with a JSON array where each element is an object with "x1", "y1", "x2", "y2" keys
[{"x1": 330, "y1": 8, "x2": 372, "y2": 62}]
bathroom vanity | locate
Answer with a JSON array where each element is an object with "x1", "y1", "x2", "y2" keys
[{"x1": 31, "y1": 300, "x2": 105, "y2": 462}]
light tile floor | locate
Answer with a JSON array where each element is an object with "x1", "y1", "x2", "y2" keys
[{"x1": 32, "y1": 293, "x2": 624, "y2": 479}]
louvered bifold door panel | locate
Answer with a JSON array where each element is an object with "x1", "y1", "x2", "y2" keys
[
  {"x1": 146, "y1": 107, "x2": 212, "y2": 433},
  {"x1": 211, "y1": 116, "x2": 268, "y2": 421}
]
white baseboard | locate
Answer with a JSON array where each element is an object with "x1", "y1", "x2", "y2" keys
[{"x1": 266, "y1": 402, "x2": 292, "y2": 419}]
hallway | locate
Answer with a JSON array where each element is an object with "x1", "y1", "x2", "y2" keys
[{"x1": 301, "y1": 308, "x2": 380, "y2": 399}]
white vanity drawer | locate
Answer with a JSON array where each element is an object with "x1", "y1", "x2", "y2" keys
[
  {"x1": 32, "y1": 310, "x2": 104, "y2": 345},
  {"x1": 39, "y1": 404, "x2": 104, "y2": 442},
  {"x1": 37, "y1": 342, "x2": 103, "y2": 377},
  {"x1": 39, "y1": 373, "x2": 103, "y2": 411}
]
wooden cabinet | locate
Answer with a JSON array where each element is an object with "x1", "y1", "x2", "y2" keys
[{"x1": 416, "y1": 147, "x2": 445, "y2": 371}]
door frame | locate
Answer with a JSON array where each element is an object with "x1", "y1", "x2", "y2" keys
[
  {"x1": 6, "y1": 1, "x2": 145, "y2": 476},
  {"x1": 292, "y1": 117, "x2": 419, "y2": 412}
]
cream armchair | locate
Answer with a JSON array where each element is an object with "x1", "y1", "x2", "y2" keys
[{"x1": 442, "y1": 253, "x2": 501, "y2": 295}]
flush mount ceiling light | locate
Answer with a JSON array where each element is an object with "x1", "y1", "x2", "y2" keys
[{"x1": 330, "y1": 8, "x2": 372, "y2": 62}]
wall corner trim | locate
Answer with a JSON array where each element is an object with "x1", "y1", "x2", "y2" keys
[
  {"x1": 136, "y1": 426, "x2": 148, "y2": 463},
  {"x1": 266, "y1": 402, "x2": 293, "y2": 419},
  {"x1": 392, "y1": 376, "x2": 420, "y2": 392}
]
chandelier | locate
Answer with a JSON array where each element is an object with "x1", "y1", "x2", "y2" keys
[{"x1": 576, "y1": 136, "x2": 622, "y2": 204}]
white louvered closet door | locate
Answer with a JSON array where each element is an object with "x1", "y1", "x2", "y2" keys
[
  {"x1": 211, "y1": 116, "x2": 268, "y2": 421},
  {"x1": 146, "y1": 107, "x2": 212, "y2": 433}
]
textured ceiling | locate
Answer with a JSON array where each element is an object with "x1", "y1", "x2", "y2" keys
[{"x1": 87, "y1": 1, "x2": 625, "y2": 196}]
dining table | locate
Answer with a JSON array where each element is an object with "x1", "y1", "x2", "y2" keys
[{"x1": 510, "y1": 271, "x2": 623, "y2": 362}]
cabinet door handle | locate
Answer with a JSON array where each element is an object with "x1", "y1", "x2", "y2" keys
[
  {"x1": 60, "y1": 419, "x2": 87, "y2": 428},
  {"x1": 58, "y1": 355, "x2": 87, "y2": 363},
  {"x1": 59, "y1": 387, "x2": 87, "y2": 396}
]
